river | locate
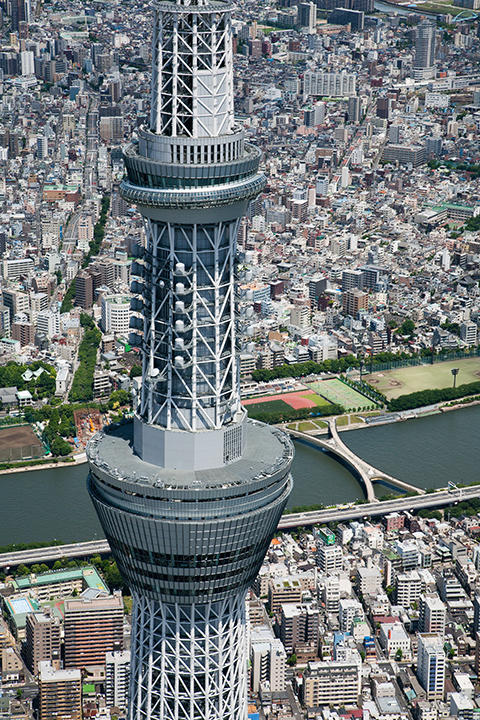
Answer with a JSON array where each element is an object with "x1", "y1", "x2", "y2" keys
[
  {"x1": 1, "y1": 406, "x2": 479, "y2": 546},
  {"x1": 374, "y1": 0, "x2": 424, "y2": 15}
]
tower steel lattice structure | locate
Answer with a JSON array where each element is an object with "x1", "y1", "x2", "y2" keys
[{"x1": 87, "y1": 0, "x2": 294, "y2": 718}]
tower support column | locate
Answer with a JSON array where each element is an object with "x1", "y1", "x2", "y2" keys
[{"x1": 129, "y1": 594, "x2": 247, "y2": 720}]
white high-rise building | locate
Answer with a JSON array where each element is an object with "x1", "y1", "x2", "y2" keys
[
  {"x1": 413, "y1": 19, "x2": 436, "y2": 80},
  {"x1": 317, "y1": 543, "x2": 343, "y2": 573},
  {"x1": 441, "y1": 248, "x2": 451, "y2": 271},
  {"x1": 302, "y1": 655, "x2": 361, "y2": 707},
  {"x1": 419, "y1": 595, "x2": 446, "y2": 636},
  {"x1": 304, "y1": 71, "x2": 356, "y2": 98},
  {"x1": 36, "y1": 310, "x2": 60, "y2": 339},
  {"x1": 417, "y1": 634, "x2": 446, "y2": 700},
  {"x1": 339, "y1": 598, "x2": 364, "y2": 632},
  {"x1": 106, "y1": 650, "x2": 130, "y2": 709},
  {"x1": 20, "y1": 50, "x2": 34, "y2": 76},
  {"x1": 101, "y1": 294, "x2": 131, "y2": 336},
  {"x1": 250, "y1": 628, "x2": 286, "y2": 693},
  {"x1": 37, "y1": 136, "x2": 48, "y2": 159}
]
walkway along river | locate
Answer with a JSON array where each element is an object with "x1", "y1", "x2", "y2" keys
[{"x1": 1, "y1": 405, "x2": 480, "y2": 546}]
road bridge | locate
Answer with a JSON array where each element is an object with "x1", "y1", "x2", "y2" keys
[
  {"x1": 1, "y1": 486, "x2": 478, "y2": 568},
  {"x1": 288, "y1": 419, "x2": 425, "y2": 502},
  {"x1": 280, "y1": 485, "x2": 479, "y2": 528}
]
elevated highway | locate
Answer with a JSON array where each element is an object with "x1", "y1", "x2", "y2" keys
[
  {"x1": 288, "y1": 419, "x2": 424, "y2": 502},
  {"x1": 0, "y1": 487, "x2": 477, "y2": 568}
]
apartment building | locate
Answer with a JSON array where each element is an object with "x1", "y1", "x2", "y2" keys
[{"x1": 64, "y1": 593, "x2": 124, "y2": 668}]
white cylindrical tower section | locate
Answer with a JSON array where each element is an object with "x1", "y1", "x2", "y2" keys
[{"x1": 150, "y1": 0, "x2": 235, "y2": 138}]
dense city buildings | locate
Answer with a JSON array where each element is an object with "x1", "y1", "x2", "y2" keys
[{"x1": 0, "y1": 0, "x2": 480, "y2": 715}]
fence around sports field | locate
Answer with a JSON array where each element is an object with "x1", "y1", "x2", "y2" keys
[{"x1": 363, "y1": 347, "x2": 480, "y2": 374}]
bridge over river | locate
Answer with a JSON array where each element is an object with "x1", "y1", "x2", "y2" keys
[
  {"x1": 288, "y1": 419, "x2": 425, "y2": 502},
  {"x1": 0, "y1": 486, "x2": 475, "y2": 568}
]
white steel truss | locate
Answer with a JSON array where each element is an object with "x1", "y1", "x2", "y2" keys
[
  {"x1": 150, "y1": 1, "x2": 234, "y2": 139},
  {"x1": 132, "y1": 217, "x2": 241, "y2": 432},
  {"x1": 129, "y1": 594, "x2": 248, "y2": 720}
]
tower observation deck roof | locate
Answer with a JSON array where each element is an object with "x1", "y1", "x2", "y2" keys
[{"x1": 88, "y1": 419, "x2": 293, "y2": 492}]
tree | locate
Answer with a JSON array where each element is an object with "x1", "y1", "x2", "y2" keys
[
  {"x1": 108, "y1": 389, "x2": 130, "y2": 410},
  {"x1": 129, "y1": 365, "x2": 142, "y2": 379},
  {"x1": 395, "y1": 649, "x2": 403, "y2": 661},
  {"x1": 399, "y1": 318, "x2": 415, "y2": 337},
  {"x1": 50, "y1": 436, "x2": 72, "y2": 457},
  {"x1": 287, "y1": 653, "x2": 297, "y2": 667}
]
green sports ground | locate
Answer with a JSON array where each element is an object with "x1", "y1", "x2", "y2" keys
[
  {"x1": 307, "y1": 378, "x2": 377, "y2": 411},
  {"x1": 365, "y1": 357, "x2": 480, "y2": 400}
]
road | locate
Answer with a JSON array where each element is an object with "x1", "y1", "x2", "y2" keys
[
  {"x1": 289, "y1": 420, "x2": 423, "y2": 502},
  {"x1": 0, "y1": 486, "x2": 477, "y2": 568},
  {"x1": 279, "y1": 485, "x2": 477, "y2": 528},
  {"x1": 0, "y1": 539, "x2": 110, "y2": 569}
]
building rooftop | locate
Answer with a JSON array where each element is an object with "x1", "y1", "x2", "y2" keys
[
  {"x1": 14, "y1": 565, "x2": 107, "y2": 593},
  {"x1": 63, "y1": 593, "x2": 124, "y2": 613},
  {"x1": 39, "y1": 661, "x2": 81, "y2": 683}
]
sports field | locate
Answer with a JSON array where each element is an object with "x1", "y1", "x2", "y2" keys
[
  {"x1": 365, "y1": 357, "x2": 480, "y2": 400},
  {"x1": 307, "y1": 378, "x2": 377, "y2": 411},
  {"x1": 244, "y1": 389, "x2": 333, "y2": 419},
  {"x1": 243, "y1": 389, "x2": 331, "y2": 411},
  {"x1": 0, "y1": 424, "x2": 44, "y2": 462}
]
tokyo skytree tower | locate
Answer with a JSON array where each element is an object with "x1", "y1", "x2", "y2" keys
[{"x1": 87, "y1": 0, "x2": 294, "y2": 717}]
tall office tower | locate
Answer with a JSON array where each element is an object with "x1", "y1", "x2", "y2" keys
[
  {"x1": 298, "y1": 1, "x2": 317, "y2": 31},
  {"x1": 413, "y1": 19, "x2": 436, "y2": 80},
  {"x1": 347, "y1": 96, "x2": 361, "y2": 124},
  {"x1": 10, "y1": 0, "x2": 29, "y2": 32},
  {"x1": 86, "y1": 0, "x2": 294, "y2": 717}
]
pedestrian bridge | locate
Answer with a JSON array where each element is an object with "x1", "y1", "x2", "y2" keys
[{"x1": 288, "y1": 419, "x2": 425, "y2": 503}]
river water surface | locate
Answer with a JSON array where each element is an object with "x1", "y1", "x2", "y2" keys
[{"x1": 1, "y1": 406, "x2": 479, "y2": 546}]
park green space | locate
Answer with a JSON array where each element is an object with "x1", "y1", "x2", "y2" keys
[
  {"x1": 307, "y1": 378, "x2": 377, "y2": 411},
  {"x1": 365, "y1": 357, "x2": 480, "y2": 400},
  {"x1": 245, "y1": 399, "x2": 292, "y2": 416}
]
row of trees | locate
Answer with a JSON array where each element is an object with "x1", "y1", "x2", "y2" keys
[
  {"x1": 249, "y1": 349, "x2": 463, "y2": 384},
  {"x1": 60, "y1": 278, "x2": 76, "y2": 313},
  {"x1": 388, "y1": 380, "x2": 480, "y2": 412},
  {"x1": 69, "y1": 315, "x2": 102, "y2": 402},
  {"x1": 82, "y1": 195, "x2": 110, "y2": 268},
  {"x1": 247, "y1": 403, "x2": 344, "y2": 425},
  {"x1": 61, "y1": 196, "x2": 110, "y2": 313}
]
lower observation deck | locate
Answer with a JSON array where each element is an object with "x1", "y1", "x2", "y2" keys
[
  {"x1": 87, "y1": 420, "x2": 293, "y2": 603},
  {"x1": 88, "y1": 419, "x2": 292, "y2": 517}
]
